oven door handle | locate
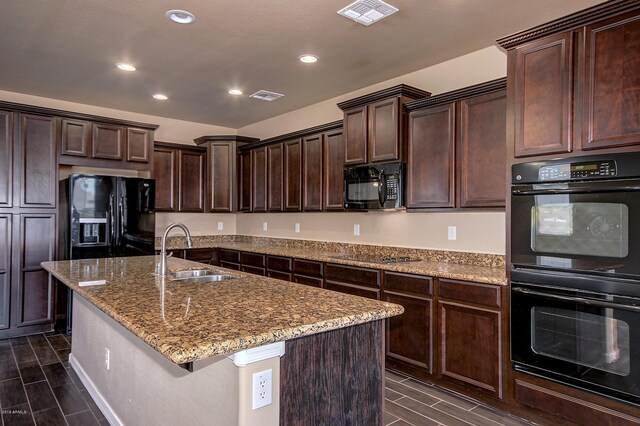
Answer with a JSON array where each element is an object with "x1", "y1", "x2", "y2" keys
[
  {"x1": 512, "y1": 185, "x2": 640, "y2": 196},
  {"x1": 512, "y1": 287, "x2": 640, "y2": 312}
]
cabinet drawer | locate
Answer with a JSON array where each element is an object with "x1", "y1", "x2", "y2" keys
[
  {"x1": 267, "y1": 270, "x2": 292, "y2": 281},
  {"x1": 325, "y1": 263, "x2": 380, "y2": 288},
  {"x1": 219, "y1": 261, "x2": 240, "y2": 270},
  {"x1": 241, "y1": 265, "x2": 265, "y2": 276},
  {"x1": 293, "y1": 259, "x2": 323, "y2": 277},
  {"x1": 438, "y1": 279, "x2": 501, "y2": 308},
  {"x1": 241, "y1": 252, "x2": 265, "y2": 268},
  {"x1": 384, "y1": 272, "x2": 433, "y2": 297},
  {"x1": 266, "y1": 255, "x2": 292, "y2": 272},
  {"x1": 293, "y1": 275, "x2": 322, "y2": 288},
  {"x1": 325, "y1": 282, "x2": 380, "y2": 300},
  {"x1": 219, "y1": 249, "x2": 240, "y2": 263},
  {"x1": 184, "y1": 248, "x2": 215, "y2": 264}
]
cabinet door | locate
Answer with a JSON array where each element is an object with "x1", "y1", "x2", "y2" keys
[
  {"x1": 439, "y1": 301, "x2": 502, "y2": 398},
  {"x1": 60, "y1": 118, "x2": 91, "y2": 157},
  {"x1": 251, "y1": 147, "x2": 268, "y2": 212},
  {"x1": 513, "y1": 32, "x2": 573, "y2": 157},
  {"x1": 0, "y1": 214, "x2": 11, "y2": 330},
  {"x1": 458, "y1": 90, "x2": 507, "y2": 207},
  {"x1": 284, "y1": 140, "x2": 302, "y2": 211},
  {"x1": 152, "y1": 147, "x2": 177, "y2": 212},
  {"x1": 16, "y1": 114, "x2": 57, "y2": 208},
  {"x1": 323, "y1": 129, "x2": 344, "y2": 211},
  {"x1": 177, "y1": 149, "x2": 205, "y2": 212},
  {"x1": 267, "y1": 143, "x2": 283, "y2": 211},
  {"x1": 344, "y1": 105, "x2": 368, "y2": 165},
  {"x1": 384, "y1": 272, "x2": 433, "y2": 374},
  {"x1": 92, "y1": 123, "x2": 124, "y2": 160},
  {"x1": 126, "y1": 128, "x2": 151, "y2": 163},
  {"x1": 13, "y1": 213, "x2": 56, "y2": 327},
  {"x1": 582, "y1": 14, "x2": 640, "y2": 150},
  {"x1": 303, "y1": 134, "x2": 323, "y2": 211},
  {"x1": 238, "y1": 151, "x2": 252, "y2": 212},
  {"x1": 209, "y1": 141, "x2": 235, "y2": 212},
  {"x1": 368, "y1": 97, "x2": 400, "y2": 162},
  {"x1": 0, "y1": 110, "x2": 12, "y2": 208},
  {"x1": 407, "y1": 104, "x2": 455, "y2": 208}
]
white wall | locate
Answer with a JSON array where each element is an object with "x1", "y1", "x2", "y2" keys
[
  {"x1": 155, "y1": 213, "x2": 237, "y2": 236},
  {"x1": 0, "y1": 89, "x2": 236, "y2": 144}
]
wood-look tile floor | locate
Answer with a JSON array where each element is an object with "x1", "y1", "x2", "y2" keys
[
  {"x1": 0, "y1": 332, "x2": 106, "y2": 426},
  {"x1": 384, "y1": 370, "x2": 535, "y2": 426},
  {"x1": 0, "y1": 332, "x2": 535, "y2": 426}
]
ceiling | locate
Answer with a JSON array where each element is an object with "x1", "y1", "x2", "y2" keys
[{"x1": 1, "y1": 0, "x2": 604, "y2": 128}]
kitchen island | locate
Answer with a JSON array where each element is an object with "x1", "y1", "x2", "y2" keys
[{"x1": 42, "y1": 256, "x2": 403, "y2": 426}]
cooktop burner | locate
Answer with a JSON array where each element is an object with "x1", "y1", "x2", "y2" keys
[{"x1": 330, "y1": 254, "x2": 422, "y2": 264}]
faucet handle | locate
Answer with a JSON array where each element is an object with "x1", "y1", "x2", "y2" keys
[{"x1": 167, "y1": 252, "x2": 173, "y2": 258}]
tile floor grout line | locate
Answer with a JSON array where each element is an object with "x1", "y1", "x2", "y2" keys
[
  {"x1": 430, "y1": 400, "x2": 503, "y2": 426},
  {"x1": 14, "y1": 344, "x2": 40, "y2": 426},
  {"x1": 392, "y1": 396, "x2": 465, "y2": 426}
]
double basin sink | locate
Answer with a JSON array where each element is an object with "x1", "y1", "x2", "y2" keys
[{"x1": 169, "y1": 269, "x2": 235, "y2": 284}]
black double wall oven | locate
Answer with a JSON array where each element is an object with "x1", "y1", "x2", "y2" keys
[{"x1": 510, "y1": 153, "x2": 640, "y2": 406}]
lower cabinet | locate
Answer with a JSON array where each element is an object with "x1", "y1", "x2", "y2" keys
[
  {"x1": 383, "y1": 272, "x2": 433, "y2": 376},
  {"x1": 0, "y1": 212, "x2": 57, "y2": 339},
  {"x1": 183, "y1": 248, "x2": 218, "y2": 266},
  {"x1": 292, "y1": 259, "x2": 323, "y2": 288},
  {"x1": 324, "y1": 263, "x2": 380, "y2": 299},
  {"x1": 266, "y1": 255, "x2": 292, "y2": 281}
]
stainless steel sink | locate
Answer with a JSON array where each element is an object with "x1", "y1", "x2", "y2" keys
[{"x1": 169, "y1": 269, "x2": 235, "y2": 283}]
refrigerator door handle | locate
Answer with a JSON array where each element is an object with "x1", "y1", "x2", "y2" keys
[
  {"x1": 109, "y1": 194, "x2": 115, "y2": 245},
  {"x1": 119, "y1": 196, "x2": 125, "y2": 241}
]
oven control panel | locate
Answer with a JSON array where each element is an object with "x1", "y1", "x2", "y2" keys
[{"x1": 538, "y1": 160, "x2": 617, "y2": 181}]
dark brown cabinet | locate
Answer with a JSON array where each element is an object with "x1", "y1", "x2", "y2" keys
[
  {"x1": 219, "y1": 249, "x2": 241, "y2": 270},
  {"x1": 16, "y1": 114, "x2": 58, "y2": 209},
  {"x1": 152, "y1": 143, "x2": 206, "y2": 213},
  {"x1": 92, "y1": 123, "x2": 124, "y2": 160},
  {"x1": 267, "y1": 144, "x2": 283, "y2": 211},
  {"x1": 0, "y1": 110, "x2": 12, "y2": 208},
  {"x1": 251, "y1": 147, "x2": 267, "y2": 213},
  {"x1": 293, "y1": 259, "x2": 323, "y2": 288},
  {"x1": 183, "y1": 248, "x2": 219, "y2": 266},
  {"x1": 383, "y1": 272, "x2": 433, "y2": 376},
  {"x1": 437, "y1": 279, "x2": 503, "y2": 399},
  {"x1": 266, "y1": 255, "x2": 292, "y2": 281},
  {"x1": 324, "y1": 263, "x2": 380, "y2": 300},
  {"x1": 338, "y1": 85, "x2": 431, "y2": 166},
  {"x1": 238, "y1": 151, "x2": 252, "y2": 212},
  {"x1": 303, "y1": 134, "x2": 323, "y2": 211},
  {"x1": 582, "y1": 13, "x2": 640, "y2": 150},
  {"x1": 512, "y1": 33, "x2": 573, "y2": 157},
  {"x1": 322, "y1": 129, "x2": 344, "y2": 211},
  {"x1": 0, "y1": 214, "x2": 10, "y2": 330},
  {"x1": 284, "y1": 140, "x2": 302, "y2": 211},
  {"x1": 60, "y1": 118, "x2": 91, "y2": 158},
  {"x1": 405, "y1": 79, "x2": 507, "y2": 209},
  {"x1": 126, "y1": 128, "x2": 152, "y2": 163}
]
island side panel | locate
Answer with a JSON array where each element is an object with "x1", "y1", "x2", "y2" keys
[{"x1": 279, "y1": 320, "x2": 385, "y2": 425}]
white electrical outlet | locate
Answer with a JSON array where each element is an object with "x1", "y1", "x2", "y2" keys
[
  {"x1": 262, "y1": 222, "x2": 268, "y2": 231},
  {"x1": 448, "y1": 226, "x2": 457, "y2": 241},
  {"x1": 104, "y1": 348, "x2": 110, "y2": 370},
  {"x1": 217, "y1": 221, "x2": 224, "y2": 231},
  {"x1": 353, "y1": 224, "x2": 360, "y2": 236},
  {"x1": 294, "y1": 223, "x2": 300, "y2": 233},
  {"x1": 252, "y1": 369, "x2": 273, "y2": 410}
]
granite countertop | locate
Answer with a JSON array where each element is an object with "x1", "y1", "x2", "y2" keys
[
  {"x1": 161, "y1": 237, "x2": 507, "y2": 286},
  {"x1": 42, "y1": 256, "x2": 403, "y2": 365}
]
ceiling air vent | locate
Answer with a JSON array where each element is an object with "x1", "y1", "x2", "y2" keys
[
  {"x1": 249, "y1": 90, "x2": 285, "y2": 101},
  {"x1": 338, "y1": 0, "x2": 398, "y2": 26}
]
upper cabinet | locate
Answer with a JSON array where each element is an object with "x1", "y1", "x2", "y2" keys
[
  {"x1": 0, "y1": 110, "x2": 12, "y2": 208},
  {"x1": 195, "y1": 135, "x2": 257, "y2": 213},
  {"x1": 497, "y1": 2, "x2": 640, "y2": 159},
  {"x1": 322, "y1": 129, "x2": 344, "y2": 211},
  {"x1": 405, "y1": 79, "x2": 507, "y2": 209},
  {"x1": 338, "y1": 85, "x2": 431, "y2": 166},
  {"x1": 283, "y1": 139, "x2": 302, "y2": 211}
]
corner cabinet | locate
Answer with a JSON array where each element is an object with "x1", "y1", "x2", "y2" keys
[
  {"x1": 405, "y1": 79, "x2": 507, "y2": 209},
  {"x1": 338, "y1": 85, "x2": 431, "y2": 166},
  {"x1": 498, "y1": 3, "x2": 640, "y2": 159}
]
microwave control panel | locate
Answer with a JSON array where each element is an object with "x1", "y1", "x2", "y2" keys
[
  {"x1": 538, "y1": 160, "x2": 617, "y2": 181},
  {"x1": 386, "y1": 175, "x2": 399, "y2": 200}
]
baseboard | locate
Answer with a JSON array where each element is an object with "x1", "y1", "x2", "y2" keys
[{"x1": 69, "y1": 353, "x2": 123, "y2": 426}]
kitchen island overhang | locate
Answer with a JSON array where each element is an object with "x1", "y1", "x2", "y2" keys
[{"x1": 42, "y1": 256, "x2": 403, "y2": 425}]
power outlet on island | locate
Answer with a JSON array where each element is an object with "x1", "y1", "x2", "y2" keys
[{"x1": 252, "y1": 369, "x2": 273, "y2": 410}]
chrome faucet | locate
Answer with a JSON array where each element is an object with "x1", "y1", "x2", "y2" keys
[{"x1": 158, "y1": 223, "x2": 192, "y2": 275}]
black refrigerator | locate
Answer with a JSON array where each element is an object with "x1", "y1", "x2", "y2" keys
[{"x1": 58, "y1": 174, "x2": 156, "y2": 332}]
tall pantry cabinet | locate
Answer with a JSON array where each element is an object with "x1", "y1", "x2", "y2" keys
[{"x1": 0, "y1": 109, "x2": 58, "y2": 339}]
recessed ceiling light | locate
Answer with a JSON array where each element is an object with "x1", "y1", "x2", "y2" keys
[
  {"x1": 153, "y1": 94, "x2": 168, "y2": 100},
  {"x1": 116, "y1": 63, "x2": 136, "y2": 72},
  {"x1": 228, "y1": 89, "x2": 243, "y2": 96},
  {"x1": 298, "y1": 54, "x2": 319, "y2": 64},
  {"x1": 166, "y1": 9, "x2": 196, "y2": 24}
]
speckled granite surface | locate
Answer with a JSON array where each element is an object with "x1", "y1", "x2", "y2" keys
[
  {"x1": 157, "y1": 236, "x2": 507, "y2": 286},
  {"x1": 42, "y1": 256, "x2": 403, "y2": 365}
]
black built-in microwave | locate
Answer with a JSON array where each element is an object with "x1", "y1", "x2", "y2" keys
[{"x1": 344, "y1": 162, "x2": 404, "y2": 210}]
